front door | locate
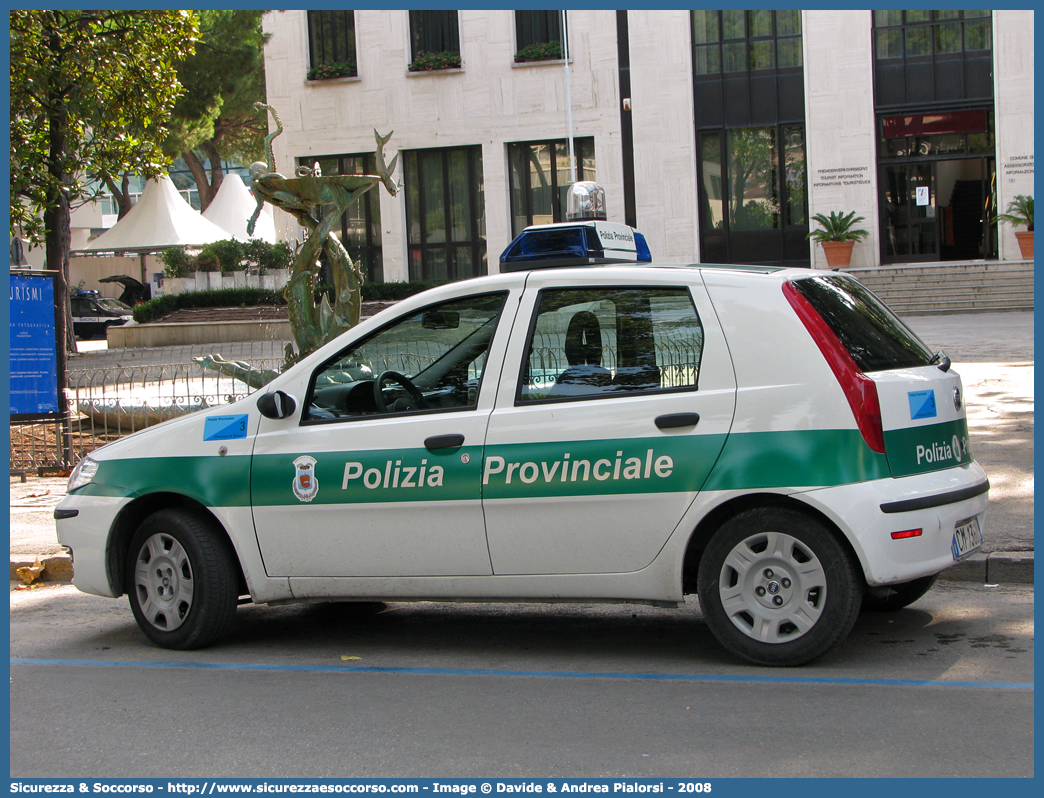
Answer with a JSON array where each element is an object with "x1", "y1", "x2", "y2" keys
[{"x1": 250, "y1": 290, "x2": 515, "y2": 578}]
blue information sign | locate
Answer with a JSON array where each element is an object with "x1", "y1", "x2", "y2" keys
[{"x1": 10, "y1": 272, "x2": 59, "y2": 415}]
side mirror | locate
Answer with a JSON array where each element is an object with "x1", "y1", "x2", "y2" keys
[{"x1": 256, "y1": 390, "x2": 297, "y2": 420}]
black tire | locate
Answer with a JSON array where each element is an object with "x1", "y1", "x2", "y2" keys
[
  {"x1": 697, "y1": 507, "x2": 862, "y2": 666},
  {"x1": 126, "y1": 509, "x2": 238, "y2": 649},
  {"x1": 862, "y1": 574, "x2": 938, "y2": 612}
]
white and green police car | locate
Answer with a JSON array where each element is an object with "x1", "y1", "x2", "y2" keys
[{"x1": 55, "y1": 263, "x2": 987, "y2": 665}]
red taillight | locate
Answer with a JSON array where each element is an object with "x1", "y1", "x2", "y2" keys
[
  {"x1": 783, "y1": 281, "x2": 886, "y2": 454},
  {"x1": 891, "y1": 529, "x2": 923, "y2": 540}
]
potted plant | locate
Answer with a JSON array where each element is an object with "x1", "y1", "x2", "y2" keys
[
  {"x1": 307, "y1": 60, "x2": 356, "y2": 81},
  {"x1": 515, "y1": 41, "x2": 564, "y2": 63},
  {"x1": 806, "y1": 210, "x2": 870, "y2": 268},
  {"x1": 408, "y1": 50, "x2": 462, "y2": 72},
  {"x1": 996, "y1": 195, "x2": 1034, "y2": 259}
]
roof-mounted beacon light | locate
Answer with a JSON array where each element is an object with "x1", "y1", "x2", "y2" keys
[
  {"x1": 566, "y1": 181, "x2": 607, "y2": 222},
  {"x1": 499, "y1": 182, "x2": 651, "y2": 272}
]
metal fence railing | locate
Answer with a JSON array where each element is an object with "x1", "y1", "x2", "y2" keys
[{"x1": 10, "y1": 341, "x2": 289, "y2": 473}]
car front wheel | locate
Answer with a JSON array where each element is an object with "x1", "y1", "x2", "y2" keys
[
  {"x1": 697, "y1": 507, "x2": 861, "y2": 666},
  {"x1": 126, "y1": 509, "x2": 238, "y2": 649}
]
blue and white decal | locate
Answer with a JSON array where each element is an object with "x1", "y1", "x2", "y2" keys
[
  {"x1": 908, "y1": 390, "x2": 937, "y2": 420},
  {"x1": 203, "y1": 414, "x2": 249, "y2": 441}
]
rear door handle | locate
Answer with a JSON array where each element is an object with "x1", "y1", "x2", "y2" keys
[
  {"x1": 655, "y1": 413, "x2": 700, "y2": 430},
  {"x1": 425, "y1": 434, "x2": 465, "y2": 450}
]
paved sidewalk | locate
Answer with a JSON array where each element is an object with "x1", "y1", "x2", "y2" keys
[{"x1": 11, "y1": 311, "x2": 1034, "y2": 585}]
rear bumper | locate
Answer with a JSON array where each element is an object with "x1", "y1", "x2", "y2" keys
[{"x1": 796, "y1": 462, "x2": 989, "y2": 586}]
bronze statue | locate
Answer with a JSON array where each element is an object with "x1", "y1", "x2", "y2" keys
[{"x1": 197, "y1": 104, "x2": 399, "y2": 389}]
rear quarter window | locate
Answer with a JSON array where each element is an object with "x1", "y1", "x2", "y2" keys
[{"x1": 790, "y1": 275, "x2": 933, "y2": 372}]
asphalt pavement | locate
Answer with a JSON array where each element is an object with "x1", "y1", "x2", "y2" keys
[{"x1": 10, "y1": 311, "x2": 1034, "y2": 585}]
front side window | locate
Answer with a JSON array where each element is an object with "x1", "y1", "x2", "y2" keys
[
  {"x1": 508, "y1": 138, "x2": 596, "y2": 237},
  {"x1": 307, "y1": 11, "x2": 357, "y2": 79},
  {"x1": 403, "y1": 146, "x2": 486, "y2": 282},
  {"x1": 304, "y1": 292, "x2": 507, "y2": 422},
  {"x1": 518, "y1": 287, "x2": 704, "y2": 403}
]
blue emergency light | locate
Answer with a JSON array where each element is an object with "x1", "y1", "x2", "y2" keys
[{"x1": 499, "y1": 182, "x2": 652, "y2": 272}]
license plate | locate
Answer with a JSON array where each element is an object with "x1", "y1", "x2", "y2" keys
[{"x1": 952, "y1": 516, "x2": 983, "y2": 560}]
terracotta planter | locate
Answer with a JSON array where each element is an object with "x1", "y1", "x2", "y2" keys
[
  {"x1": 820, "y1": 240, "x2": 856, "y2": 268},
  {"x1": 1014, "y1": 230, "x2": 1034, "y2": 259}
]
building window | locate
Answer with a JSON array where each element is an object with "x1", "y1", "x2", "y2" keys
[
  {"x1": 692, "y1": 10, "x2": 802, "y2": 76},
  {"x1": 515, "y1": 10, "x2": 567, "y2": 62},
  {"x1": 408, "y1": 10, "x2": 460, "y2": 70},
  {"x1": 404, "y1": 146, "x2": 485, "y2": 282},
  {"x1": 302, "y1": 154, "x2": 383, "y2": 284},
  {"x1": 873, "y1": 11, "x2": 993, "y2": 107},
  {"x1": 508, "y1": 138, "x2": 596, "y2": 237},
  {"x1": 307, "y1": 11, "x2": 357, "y2": 79},
  {"x1": 691, "y1": 10, "x2": 808, "y2": 266}
]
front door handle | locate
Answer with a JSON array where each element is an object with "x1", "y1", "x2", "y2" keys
[
  {"x1": 425, "y1": 434, "x2": 465, "y2": 450},
  {"x1": 655, "y1": 413, "x2": 700, "y2": 430}
]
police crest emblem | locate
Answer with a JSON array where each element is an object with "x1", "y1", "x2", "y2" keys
[{"x1": 292, "y1": 455, "x2": 319, "y2": 502}]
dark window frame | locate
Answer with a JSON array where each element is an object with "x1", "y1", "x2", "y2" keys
[
  {"x1": 691, "y1": 10, "x2": 803, "y2": 77},
  {"x1": 408, "y1": 10, "x2": 460, "y2": 61},
  {"x1": 872, "y1": 10, "x2": 993, "y2": 110},
  {"x1": 508, "y1": 138, "x2": 596, "y2": 237},
  {"x1": 515, "y1": 10, "x2": 567, "y2": 59},
  {"x1": 307, "y1": 10, "x2": 357, "y2": 76},
  {"x1": 404, "y1": 145, "x2": 486, "y2": 283},
  {"x1": 299, "y1": 153, "x2": 384, "y2": 284}
]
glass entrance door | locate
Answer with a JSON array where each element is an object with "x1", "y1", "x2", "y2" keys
[{"x1": 879, "y1": 158, "x2": 997, "y2": 263}]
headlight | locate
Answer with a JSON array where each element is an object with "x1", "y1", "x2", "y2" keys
[{"x1": 68, "y1": 456, "x2": 99, "y2": 492}]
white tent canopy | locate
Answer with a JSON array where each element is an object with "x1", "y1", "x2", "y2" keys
[
  {"x1": 78, "y1": 175, "x2": 231, "y2": 253},
  {"x1": 202, "y1": 173, "x2": 276, "y2": 243}
]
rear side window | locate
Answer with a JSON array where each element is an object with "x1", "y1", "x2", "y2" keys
[
  {"x1": 789, "y1": 275, "x2": 933, "y2": 372},
  {"x1": 517, "y1": 286, "x2": 704, "y2": 402}
]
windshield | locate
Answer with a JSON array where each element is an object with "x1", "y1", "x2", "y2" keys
[{"x1": 96, "y1": 298, "x2": 132, "y2": 312}]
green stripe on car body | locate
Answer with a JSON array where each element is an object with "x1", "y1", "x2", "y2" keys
[{"x1": 71, "y1": 423, "x2": 975, "y2": 507}]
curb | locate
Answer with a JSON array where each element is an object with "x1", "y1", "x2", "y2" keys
[
  {"x1": 11, "y1": 555, "x2": 75, "y2": 585},
  {"x1": 10, "y1": 551, "x2": 1035, "y2": 587}
]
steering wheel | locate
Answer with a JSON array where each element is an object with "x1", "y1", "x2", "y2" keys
[{"x1": 373, "y1": 371, "x2": 427, "y2": 413}]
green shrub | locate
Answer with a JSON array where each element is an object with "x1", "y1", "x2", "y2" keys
[
  {"x1": 245, "y1": 239, "x2": 293, "y2": 274},
  {"x1": 307, "y1": 60, "x2": 356, "y2": 80},
  {"x1": 132, "y1": 288, "x2": 286, "y2": 323},
  {"x1": 515, "y1": 41, "x2": 563, "y2": 62},
  {"x1": 408, "y1": 51, "x2": 461, "y2": 71},
  {"x1": 133, "y1": 281, "x2": 437, "y2": 324},
  {"x1": 200, "y1": 239, "x2": 247, "y2": 272},
  {"x1": 159, "y1": 246, "x2": 192, "y2": 278}
]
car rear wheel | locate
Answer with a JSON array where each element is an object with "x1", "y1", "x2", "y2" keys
[
  {"x1": 862, "y1": 574, "x2": 938, "y2": 612},
  {"x1": 697, "y1": 507, "x2": 861, "y2": 666},
  {"x1": 126, "y1": 509, "x2": 238, "y2": 649}
]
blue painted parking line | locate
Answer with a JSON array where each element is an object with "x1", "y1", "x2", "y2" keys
[{"x1": 10, "y1": 657, "x2": 1033, "y2": 690}]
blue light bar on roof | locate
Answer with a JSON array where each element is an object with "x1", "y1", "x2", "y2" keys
[{"x1": 499, "y1": 221, "x2": 652, "y2": 272}]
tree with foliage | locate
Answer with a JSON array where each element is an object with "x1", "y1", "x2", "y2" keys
[
  {"x1": 10, "y1": 10, "x2": 199, "y2": 353},
  {"x1": 159, "y1": 10, "x2": 269, "y2": 213}
]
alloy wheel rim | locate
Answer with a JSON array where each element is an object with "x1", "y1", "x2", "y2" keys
[
  {"x1": 717, "y1": 531, "x2": 827, "y2": 644},
  {"x1": 134, "y1": 533, "x2": 194, "y2": 631}
]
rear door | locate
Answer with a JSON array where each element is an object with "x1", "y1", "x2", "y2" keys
[{"x1": 482, "y1": 269, "x2": 736, "y2": 575}]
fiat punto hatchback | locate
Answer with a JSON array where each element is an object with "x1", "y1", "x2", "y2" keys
[{"x1": 55, "y1": 264, "x2": 988, "y2": 665}]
